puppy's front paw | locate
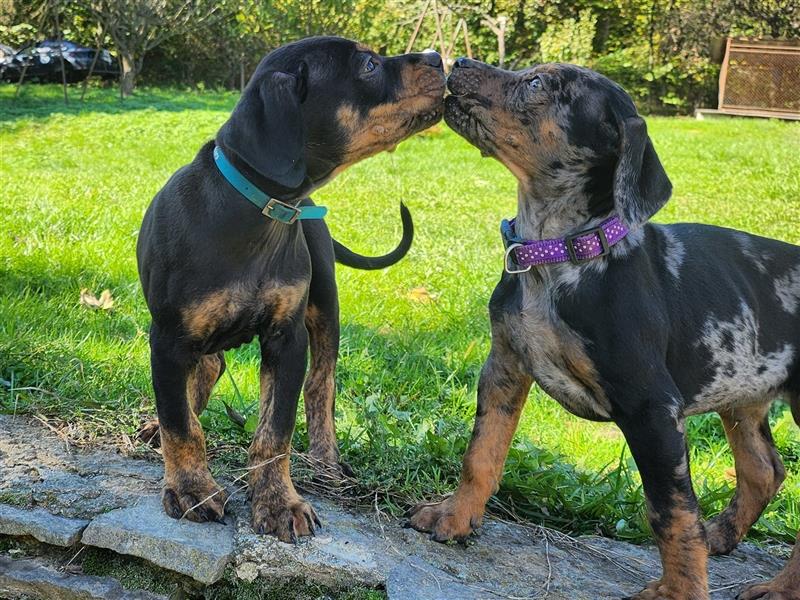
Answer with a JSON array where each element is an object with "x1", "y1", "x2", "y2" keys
[
  {"x1": 162, "y1": 472, "x2": 226, "y2": 523},
  {"x1": 138, "y1": 418, "x2": 161, "y2": 447},
  {"x1": 252, "y1": 496, "x2": 320, "y2": 543},
  {"x1": 404, "y1": 496, "x2": 482, "y2": 543},
  {"x1": 704, "y1": 514, "x2": 739, "y2": 556},
  {"x1": 737, "y1": 580, "x2": 800, "y2": 600},
  {"x1": 306, "y1": 447, "x2": 356, "y2": 481}
]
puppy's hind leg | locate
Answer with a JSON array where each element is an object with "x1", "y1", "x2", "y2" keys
[
  {"x1": 706, "y1": 402, "x2": 784, "y2": 555},
  {"x1": 150, "y1": 326, "x2": 226, "y2": 522},
  {"x1": 737, "y1": 391, "x2": 800, "y2": 600},
  {"x1": 139, "y1": 352, "x2": 225, "y2": 447}
]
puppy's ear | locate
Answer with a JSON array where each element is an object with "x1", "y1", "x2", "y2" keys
[
  {"x1": 612, "y1": 116, "x2": 671, "y2": 227},
  {"x1": 218, "y1": 70, "x2": 306, "y2": 189}
]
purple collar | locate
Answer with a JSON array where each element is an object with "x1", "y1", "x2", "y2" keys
[{"x1": 501, "y1": 215, "x2": 630, "y2": 273}]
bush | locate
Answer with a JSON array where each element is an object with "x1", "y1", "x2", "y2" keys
[
  {"x1": 539, "y1": 9, "x2": 597, "y2": 66},
  {"x1": 592, "y1": 45, "x2": 719, "y2": 113}
]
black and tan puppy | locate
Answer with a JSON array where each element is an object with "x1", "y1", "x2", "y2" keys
[
  {"x1": 406, "y1": 58, "x2": 800, "y2": 600},
  {"x1": 137, "y1": 36, "x2": 444, "y2": 541}
]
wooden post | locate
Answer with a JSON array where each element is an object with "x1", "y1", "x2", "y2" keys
[
  {"x1": 54, "y1": 6, "x2": 69, "y2": 105},
  {"x1": 718, "y1": 37, "x2": 732, "y2": 110},
  {"x1": 14, "y1": 7, "x2": 49, "y2": 100},
  {"x1": 405, "y1": 0, "x2": 431, "y2": 53},
  {"x1": 14, "y1": 64, "x2": 29, "y2": 98},
  {"x1": 431, "y1": 0, "x2": 447, "y2": 64},
  {"x1": 81, "y1": 25, "x2": 105, "y2": 102},
  {"x1": 445, "y1": 18, "x2": 461, "y2": 60},
  {"x1": 462, "y1": 19, "x2": 473, "y2": 59},
  {"x1": 482, "y1": 15, "x2": 507, "y2": 67},
  {"x1": 498, "y1": 16, "x2": 506, "y2": 67}
]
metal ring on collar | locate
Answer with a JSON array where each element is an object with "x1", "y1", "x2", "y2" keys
[{"x1": 504, "y1": 243, "x2": 532, "y2": 274}]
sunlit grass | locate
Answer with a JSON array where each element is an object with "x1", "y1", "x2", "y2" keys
[{"x1": 1, "y1": 84, "x2": 799, "y2": 543}]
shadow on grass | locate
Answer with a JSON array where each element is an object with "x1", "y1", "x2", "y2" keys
[{"x1": 0, "y1": 83, "x2": 238, "y2": 124}]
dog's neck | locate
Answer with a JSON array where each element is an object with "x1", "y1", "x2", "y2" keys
[{"x1": 513, "y1": 164, "x2": 615, "y2": 242}]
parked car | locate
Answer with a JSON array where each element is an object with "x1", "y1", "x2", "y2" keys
[
  {"x1": 0, "y1": 44, "x2": 14, "y2": 61},
  {"x1": 0, "y1": 44, "x2": 15, "y2": 80},
  {"x1": 0, "y1": 40, "x2": 118, "y2": 83}
]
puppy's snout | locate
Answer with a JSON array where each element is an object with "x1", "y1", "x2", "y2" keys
[
  {"x1": 421, "y1": 50, "x2": 443, "y2": 69},
  {"x1": 409, "y1": 50, "x2": 443, "y2": 70}
]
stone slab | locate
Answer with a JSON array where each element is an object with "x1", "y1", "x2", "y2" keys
[
  {"x1": 0, "y1": 414, "x2": 788, "y2": 599},
  {"x1": 0, "y1": 504, "x2": 88, "y2": 547},
  {"x1": 233, "y1": 494, "x2": 783, "y2": 599},
  {"x1": 0, "y1": 555, "x2": 166, "y2": 600},
  {"x1": 81, "y1": 495, "x2": 234, "y2": 585}
]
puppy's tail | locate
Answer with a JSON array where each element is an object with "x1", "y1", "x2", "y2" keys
[{"x1": 332, "y1": 203, "x2": 413, "y2": 270}]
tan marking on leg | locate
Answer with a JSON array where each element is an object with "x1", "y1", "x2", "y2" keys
[
  {"x1": 303, "y1": 304, "x2": 339, "y2": 465},
  {"x1": 706, "y1": 403, "x2": 784, "y2": 555},
  {"x1": 636, "y1": 495, "x2": 708, "y2": 600},
  {"x1": 139, "y1": 352, "x2": 225, "y2": 447},
  {"x1": 160, "y1": 413, "x2": 226, "y2": 522},
  {"x1": 187, "y1": 353, "x2": 224, "y2": 415},
  {"x1": 738, "y1": 529, "x2": 800, "y2": 599},
  {"x1": 562, "y1": 343, "x2": 611, "y2": 414},
  {"x1": 261, "y1": 282, "x2": 308, "y2": 324},
  {"x1": 407, "y1": 350, "x2": 532, "y2": 540},
  {"x1": 182, "y1": 288, "x2": 242, "y2": 340},
  {"x1": 248, "y1": 353, "x2": 318, "y2": 541}
]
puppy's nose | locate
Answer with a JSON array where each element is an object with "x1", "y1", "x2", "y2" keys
[
  {"x1": 421, "y1": 50, "x2": 442, "y2": 69},
  {"x1": 454, "y1": 57, "x2": 471, "y2": 69}
]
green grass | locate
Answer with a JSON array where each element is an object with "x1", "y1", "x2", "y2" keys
[{"x1": 2, "y1": 84, "x2": 800, "y2": 547}]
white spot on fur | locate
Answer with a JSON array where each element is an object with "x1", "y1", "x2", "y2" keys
[
  {"x1": 734, "y1": 232, "x2": 769, "y2": 275},
  {"x1": 690, "y1": 302, "x2": 794, "y2": 414},
  {"x1": 656, "y1": 226, "x2": 685, "y2": 279},
  {"x1": 775, "y1": 264, "x2": 800, "y2": 314},
  {"x1": 666, "y1": 396, "x2": 685, "y2": 432}
]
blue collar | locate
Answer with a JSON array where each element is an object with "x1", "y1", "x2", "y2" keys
[{"x1": 213, "y1": 146, "x2": 327, "y2": 224}]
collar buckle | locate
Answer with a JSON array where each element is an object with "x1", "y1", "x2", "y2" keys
[
  {"x1": 263, "y1": 198, "x2": 302, "y2": 224},
  {"x1": 500, "y1": 219, "x2": 532, "y2": 274},
  {"x1": 565, "y1": 226, "x2": 610, "y2": 264},
  {"x1": 504, "y1": 243, "x2": 532, "y2": 274}
]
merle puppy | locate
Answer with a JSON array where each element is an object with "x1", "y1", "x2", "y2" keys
[
  {"x1": 406, "y1": 58, "x2": 800, "y2": 600},
  {"x1": 137, "y1": 37, "x2": 444, "y2": 542}
]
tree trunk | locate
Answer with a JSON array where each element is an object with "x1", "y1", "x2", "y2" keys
[{"x1": 119, "y1": 51, "x2": 137, "y2": 97}]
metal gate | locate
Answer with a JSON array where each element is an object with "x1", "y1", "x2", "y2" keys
[{"x1": 718, "y1": 38, "x2": 800, "y2": 120}]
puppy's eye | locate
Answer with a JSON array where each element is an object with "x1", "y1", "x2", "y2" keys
[
  {"x1": 528, "y1": 76, "x2": 542, "y2": 91},
  {"x1": 362, "y1": 57, "x2": 377, "y2": 74}
]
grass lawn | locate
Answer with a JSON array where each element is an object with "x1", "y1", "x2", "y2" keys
[{"x1": 2, "y1": 83, "x2": 799, "y2": 546}]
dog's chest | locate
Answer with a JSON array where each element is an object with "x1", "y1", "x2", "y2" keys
[
  {"x1": 500, "y1": 285, "x2": 612, "y2": 421},
  {"x1": 181, "y1": 281, "x2": 308, "y2": 351}
]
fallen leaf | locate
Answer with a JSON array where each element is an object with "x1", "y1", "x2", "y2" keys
[
  {"x1": 407, "y1": 287, "x2": 438, "y2": 303},
  {"x1": 223, "y1": 401, "x2": 247, "y2": 428},
  {"x1": 79, "y1": 288, "x2": 114, "y2": 311}
]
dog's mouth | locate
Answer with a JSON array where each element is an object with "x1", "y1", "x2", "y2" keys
[
  {"x1": 443, "y1": 71, "x2": 497, "y2": 155},
  {"x1": 444, "y1": 95, "x2": 495, "y2": 157}
]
